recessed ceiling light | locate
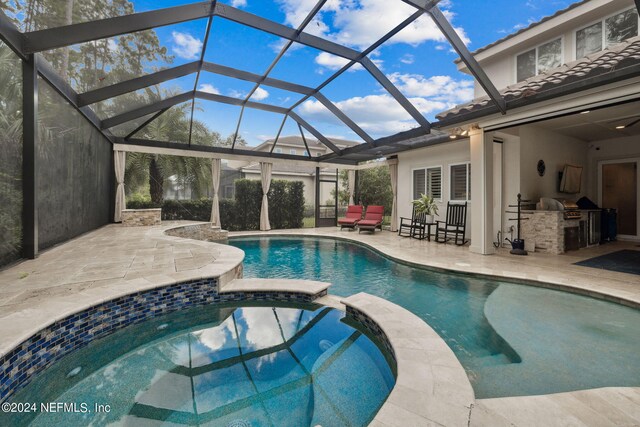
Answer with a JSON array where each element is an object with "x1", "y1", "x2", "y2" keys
[
  {"x1": 449, "y1": 135, "x2": 456, "y2": 139},
  {"x1": 580, "y1": 110, "x2": 590, "y2": 114},
  {"x1": 615, "y1": 125, "x2": 626, "y2": 129}
]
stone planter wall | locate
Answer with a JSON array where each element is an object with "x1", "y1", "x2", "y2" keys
[
  {"x1": 121, "y1": 208, "x2": 161, "y2": 226},
  {"x1": 164, "y1": 223, "x2": 229, "y2": 241}
]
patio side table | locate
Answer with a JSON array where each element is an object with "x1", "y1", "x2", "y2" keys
[{"x1": 411, "y1": 222, "x2": 436, "y2": 241}]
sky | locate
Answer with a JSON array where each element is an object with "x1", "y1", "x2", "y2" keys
[{"x1": 43, "y1": 0, "x2": 581, "y2": 145}]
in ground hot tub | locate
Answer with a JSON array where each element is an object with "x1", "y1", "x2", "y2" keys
[{"x1": 3, "y1": 303, "x2": 395, "y2": 427}]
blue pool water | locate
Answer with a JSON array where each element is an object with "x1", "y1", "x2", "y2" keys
[
  {"x1": 230, "y1": 236, "x2": 640, "y2": 398},
  {"x1": 4, "y1": 303, "x2": 394, "y2": 427}
]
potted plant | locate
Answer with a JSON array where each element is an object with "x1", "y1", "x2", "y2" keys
[{"x1": 412, "y1": 194, "x2": 439, "y2": 223}]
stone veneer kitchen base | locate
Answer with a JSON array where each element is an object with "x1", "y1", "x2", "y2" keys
[{"x1": 0, "y1": 278, "x2": 328, "y2": 402}]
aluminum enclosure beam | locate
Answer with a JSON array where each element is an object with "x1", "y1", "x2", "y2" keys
[
  {"x1": 116, "y1": 138, "x2": 360, "y2": 164},
  {"x1": 78, "y1": 62, "x2": 200, "y2": 106},
  {"x1": 313, "y1": 93, "x2": 374, "y2": 144},
  {"x1": 22, "y1": 2, "x2": 213, "y2": 53},
  {"x1": 289, "y1": 112, "x2": 341, "y2": 154},
  {"x1": 0, "y1": 10, "x2": 26, "y2": 58},
  {"x1": 22, "y1": 55, "x2": 38, "y2": 259},
  {"x1": 196, "y1": 91, "x2": 289, "y2": 114},
  {"x1": 22, "y1": 2, "x2": 361, "y2": 62},
  {"x1": 213, "y1": 3, "x2": 360, "y2": 61},
  {"x1": 361, "y1": 57, "x2": 431, "y2": 130},
  {"x1": 202, "y1": 62, "x2": 314, "y2": 95},
  {"x1": 102, "y1": 90, "x2": 293, "y2": 130},
  {"x1": 101, "y1": 92, "x2": 193, "y2": 129}
]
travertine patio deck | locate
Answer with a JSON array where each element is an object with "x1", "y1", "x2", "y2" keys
[{"x1": 0, "y1": 222, "x2": 639, "y2": 426}]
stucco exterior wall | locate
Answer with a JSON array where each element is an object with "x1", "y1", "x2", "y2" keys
[
  {"x1": 397, "y1": 139, "x2": 471, "y2": 238},
  {"x1": 518, "y1": 125, "x2": 588, "y2": 202},
  {"x1": 468, "y1": 0, "x2": 636, "y2": 97}
]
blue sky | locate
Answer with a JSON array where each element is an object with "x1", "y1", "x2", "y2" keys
[{"x1": 86, "y1": 0, "x2": 579, "y2": 144}]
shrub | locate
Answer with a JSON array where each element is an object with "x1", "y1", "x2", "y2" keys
[{"x1": 121, "y1": 178, "x2": 305, "y2": 231}]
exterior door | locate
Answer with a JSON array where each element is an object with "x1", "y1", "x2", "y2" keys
[
  {"x1": 600, "y1": 160, "x2": 638, "y2": 239},
  {"x1": 315, "y1": 168, "x2": 338, "y2": 227}
]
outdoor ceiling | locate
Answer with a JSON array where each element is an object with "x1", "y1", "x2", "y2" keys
[{"x1": 0, "y1": 0, "x2": 512, "y2": 164}]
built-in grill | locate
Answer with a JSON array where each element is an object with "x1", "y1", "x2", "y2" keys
[
  {"x1": 537, "y1": 197, "x2": 581, "y2": 219},
  {"x1": 557, "y1": 199, "x2": 581, "y2": 220}
]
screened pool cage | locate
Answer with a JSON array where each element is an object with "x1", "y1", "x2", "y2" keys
[{"x1": 0, "y1": 0, "x2": 507, "y2": 263}]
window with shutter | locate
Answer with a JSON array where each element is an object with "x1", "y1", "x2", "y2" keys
[
  {"x1": 413, "y1": 169, "x2": 426, "y2": 200},
  {"x1": 450, "y1": 163, "x2": 470, "y2": 201},
  {"x1": 426, "y1": 167, "x2": 442, "y2": 200}
]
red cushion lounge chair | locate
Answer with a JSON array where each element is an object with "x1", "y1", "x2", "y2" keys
[
  {"x1": 338, "y1": 205, "x2": 363, "y2": 230},
  {"x1": 358, "y1": 205, "x2": 384, "y2": 233}
]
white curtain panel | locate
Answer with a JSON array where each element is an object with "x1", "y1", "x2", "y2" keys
[
  {"x1": 348, "y1": 169, "x2": 356, "y2": 205},
  {"x1": 114, "y1": 150, "x2": 126, "y2": 223},
  {"x1": 260, "y1": 162, "x2": 273, "y2": 231},
  {"x1": 210, "y1": 158, "x2": 221, "y2": 226},
  {"x1": 389, "y1": 163, "x2": 398, "y2": 232}
]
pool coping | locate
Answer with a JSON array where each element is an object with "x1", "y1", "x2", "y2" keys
[
  {"x1": 342, "y1": 293, "x2": 475, "y2": 427},
  {"x1": 0, "y1": 226, "x2": 245, "y2": 360},
  {"x1": 229, "y1": 231, "x2": 640, "y2": 309}
]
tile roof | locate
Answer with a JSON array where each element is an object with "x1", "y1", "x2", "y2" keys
[
  {"x1": 437, "y1": 36, "x2": 640, "y2": 122},
  {"x1": 454, "y1": 0, "x2": 591, "y2": 64}
]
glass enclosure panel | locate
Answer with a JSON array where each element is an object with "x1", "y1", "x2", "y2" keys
[
  {"x1": 37, "y1": 78, "x2": 112, "y2": 250},
  {"x1": 605, "y1": 9, "x2": 639, "y2": 47},
  {"x1": 317, "y1": 68, "x2": 419, "y2": 140},
  {"x1": 197, "y1": 71, "x2": 258, "y2": 101},
  {"x1": 316, "y1": 0, "x2": 419, "y2": 50},
  {"x1": 191, "y1": 100, "x2": 243, "y2": 147},
  {"x1": 269, "y1": 43, "x2": 343, "y2": 88},
  {"x1": 91, "y1": 74, "x2": 195, "y2": 120},
  {"x1": 516, "y1": 49, "x2": 536, "y2": 81},
  {"x1": 5, "y1": 0, "x2": 198, "y2": 32},
  {"x1": 293, "y1": 100, "x2": 367, "y2": 145},
  {"x1": 250, "y1": 84, "x2": 304, "y2": 108},
  {"x1": 576, "y1": 22, "x2": 603, "y2": 58},
  {"x1": 41, "y1": 19, "x2": 208, "y2": 93},
  {"x1": 537, "y1": 38, "x2": 562, "y2": 73},
  {"x1": 217, "y1": 0, "x2": 290, "y2": 28},
  {"x1": 133, "y1": 101, "x2": 194, "y2": 144},
  {"x1": 0, "y1": 41, "x2": 23, "y2": 266},
  {"x1": 204, "y1": 18, "x2": 284, "y2": 75},
  {"x1": 109, "y1": 112, "x2": 157, "y2": 138},
  {"x1": 235, "y1": 108, "x2": 288, "y2": 149}
]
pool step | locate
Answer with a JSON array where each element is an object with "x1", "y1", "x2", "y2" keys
[{"x1": 220, "y1": 278, "x2": 332, "y2": 296}]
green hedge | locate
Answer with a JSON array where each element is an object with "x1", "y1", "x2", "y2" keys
[{"x1": 126, "y1": 178, "x2": 305, "y2": 231}]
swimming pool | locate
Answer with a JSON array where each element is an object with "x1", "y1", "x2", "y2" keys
[
  {"x1": 230, "y1": 236, "x2": 640, "y2": 398},
  {"x1": 4, "y1": 303, "x2": 395, "y2": 427}
]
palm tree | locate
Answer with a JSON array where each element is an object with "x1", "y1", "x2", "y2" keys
[{"x1": 124, "y1": 101, "x2": 231, "y2": 205}]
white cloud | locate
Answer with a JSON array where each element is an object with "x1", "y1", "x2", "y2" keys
[
  {"x1": 172, "y1": 31, "x2": 203, "y2": 60},
  {"x1": 300, "y1": 94, "x2": 445, "y2": 135},
  {"x1": 387, "y1": 72, "x2": 474, "y2": 105},
  {"x1": 231, "y1": 0, "x2": 247, "y2": 7},
  {"x1": 249, "y1": 87, "x2": 269, "y2": 101},
  {"x1": 400, "y1": 54, "x2": 414, "y2": 64},
  {"x1": 297, "y1": 72, "x2": 474, "y2": 135},
  {"x1": 228, "y1": 89, "x2": 246, "y2": 99},
  {"x1": 282, "y1": 0, "x2": 469, "y2": 49},
  {"x1": 314, "y1": 52, "x2": 363, "y2": 71},
  {"x1": 198, "y1": 84, "x2": 220, "y2": 95}
]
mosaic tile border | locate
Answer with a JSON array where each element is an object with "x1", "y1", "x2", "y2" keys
[
  {"x1": 0, "y1": 279, "x2": 326, "y2": 402},
  {"x1": 346, "y1": 306, "x2": 395, "y2": 362}
]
